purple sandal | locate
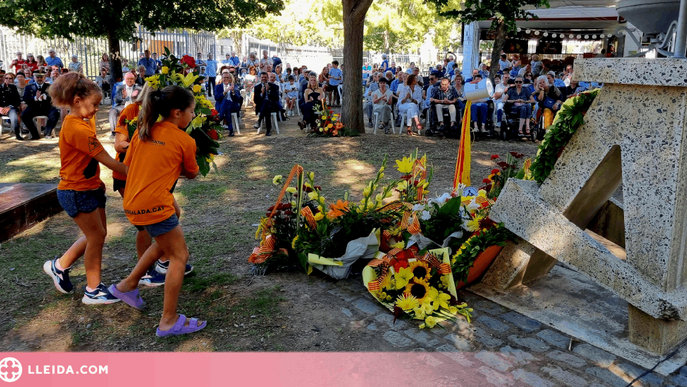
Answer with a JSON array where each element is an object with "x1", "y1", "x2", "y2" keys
[
  {"x1": 156, "y1": 314, "x2": 207, "y2": 337},
  {"x1": 108, "y1": 284, "x2": 145, "y2": 309}
]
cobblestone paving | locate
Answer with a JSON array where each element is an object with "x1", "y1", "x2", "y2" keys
[{"x1": 316, "y1": 278, "x2": 687, "y2": 387}]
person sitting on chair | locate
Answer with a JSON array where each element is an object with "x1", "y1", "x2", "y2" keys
[
  {"x1": 298, "y1": 73, "x2": 325, "y2": 131},
  {"x1": 372, "y1": 78, "x2": 393, "y2": 134},
  {"x1": 214, "y1": 72, "x2": 243, "y2": 136},
  {"x1": 109, "y1": 72, "x2": 142, "y2": 137},
  {"x1": 430, "y1": 77, "x2": 459, "y2": 132},
  {"x1": 252, "y1": 72, "x2": 280, "y2": 136},
  {"x1": 503, "y1": 76, "x2": 535, "y2": 135},
  {"x1": 0, "y1": 73, "x2": 23, "y2": 140},
  {"x1": 533, "y1": 75, "x2": 562, "y2": 130},
  {"x1": 465, "y1": 74, "x2": 489, "y2": 133},
  {"x1": 21, "y1": 71, "x2": 60, "y2": 140}
]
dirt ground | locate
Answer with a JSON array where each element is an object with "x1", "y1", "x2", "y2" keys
[{"x1": 0, "y1": 102, "x2": 539, "y2": 352}]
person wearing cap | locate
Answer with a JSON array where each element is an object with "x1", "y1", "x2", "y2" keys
[
  {"x1": 137, "y1": 50, "x2": 156, "y2": 77},
  {"x1": 21, "y1": 71, "x2": 59, "y2": 139},
  {"x1": 45, "y1": 49, "x2": 64, "y2": 69},
  {"x1": 109, "y1": 72, "x2": 142, "y2": 136},
  {"x1": 68, "y1": 55, "x2": 83, "y2": 73},
  {"x1": 11, "y1": 52, "x2": 26, "y2": 73}
]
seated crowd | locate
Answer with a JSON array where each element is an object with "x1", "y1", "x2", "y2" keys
[{"x1": 361, "y1": 53, "x2": 600, "y2": 136}]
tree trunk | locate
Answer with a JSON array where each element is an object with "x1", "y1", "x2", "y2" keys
[
  {"x1": 342, "y1": 0, "x2": 374, "y2": 133},
  {"x1": 489, "y1": 20, "x2": 507, "y2": 80},
  {"x1": 107, "y1": 29, "x2": 122, "y2": 85}
]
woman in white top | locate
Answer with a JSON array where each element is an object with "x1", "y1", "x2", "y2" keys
[
  {"x1": 397, "y1": 74, "x2": 423, "y2": 135},
  {"x1": 243, "y1": 66, "x2": 258, "y2": 108},
  {"x1": 99, "y1": 53, "x2": 110, "y2": 74}
]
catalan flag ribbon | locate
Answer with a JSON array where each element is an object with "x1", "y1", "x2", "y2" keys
[{"x1": 453, "y1": 100, "x2": 472, "y2": 189}]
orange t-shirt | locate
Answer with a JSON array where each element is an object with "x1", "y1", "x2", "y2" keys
[
  {"x1": 123, "y1": 121, "x2": 199, "y2": 226},
  {"x1": 58, "y1": 115, "x2": 105, "y2": 191},
  {"x1": 113, "y1": 103, "x2": 140, "y2": 181}
]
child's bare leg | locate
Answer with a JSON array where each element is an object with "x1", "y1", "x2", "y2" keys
[{"x1": 72, "y1": 208, "x2": 107, "y2": 289}]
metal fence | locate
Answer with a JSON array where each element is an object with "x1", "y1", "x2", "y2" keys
[{"x1": 0, "y1": 27, "x2": 216, "y2": 80}]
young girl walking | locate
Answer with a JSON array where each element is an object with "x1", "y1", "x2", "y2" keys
[
  {"x1": 113, "y1": 86, "x2": 188, "y2": 287},
  {"x1": 43, "y1": 73, "x2": 128, "y2": 304},
  {"x1": 109, "y1": 85, "x2": 206, "y2": 337}
]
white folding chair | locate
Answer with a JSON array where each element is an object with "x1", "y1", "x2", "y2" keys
[
  {"x1": 373, "y1": 109, "x2": 396, "y2": 134},
  {"x1": 257, "y1": 112, "x2": 279, "y2": 134},
  {"x1": 231, "y1": 113, "x2": 241, "y2": 135}
]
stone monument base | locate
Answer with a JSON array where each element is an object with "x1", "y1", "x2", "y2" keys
[{"x1": 470, "y1": 265, "x2": 687, "y2": 376}]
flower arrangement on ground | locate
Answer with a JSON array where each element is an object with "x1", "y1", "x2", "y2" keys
[
  {"x1": 307, "y1": 103, "x2": 357, "y2": 137},
  {"x1": 143, "y1": 47, "x2": 222, "y2": 176},
  {"x1": 363, "y1": 248, "x2": 473, "y2": 328}
]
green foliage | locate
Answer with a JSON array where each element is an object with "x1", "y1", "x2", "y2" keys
[
  {"x1": 427, "y1": 0, "x2": 549, "y2": 33},
  {"x1": 0, "y1": 0, "x2": 284, "y2": 42},
  {"x1": 530, "y1": 90, "x2": 599, "y2": 184},
  {"x1": 419, "y1": 196, "x2": 466, "y2": 247},
  {"x1": 451, "y1": 225, "x2": 513, "y2": 284}
]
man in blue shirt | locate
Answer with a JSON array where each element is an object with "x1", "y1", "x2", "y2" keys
[
  {"x1": 45, "y1": 49, "x2": 63, "y2": 69},
  {"x1": 205, "y1": 53, "x2": 218, "y2": 97},
  {"x1": 137, "y1": 50, "x2": 156, "y2": 76},
  {"x1": 222, "y1": 54, "x2": 232, "y2": 65},
  {"x1": 229, "y1": 52, "x2": 240, "y2": 66}
]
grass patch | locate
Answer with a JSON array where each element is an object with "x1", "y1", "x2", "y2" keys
[
  {"x1": 185, "y1": 273, "x2": 239, "y2": 293},
  {"x1": 233, "y1": 285, "x2": 284, "y2": 318}
]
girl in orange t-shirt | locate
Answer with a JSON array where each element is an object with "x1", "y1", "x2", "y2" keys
[
  {"x1": 43, "y1": 73, "x2": 128, "y2": 305},
  {"x1": 114, "y1": 87, "x2": 182, "y2": 278},
  {"x1": 109, "y1": 85, "x2": 206, "y2": 337}
]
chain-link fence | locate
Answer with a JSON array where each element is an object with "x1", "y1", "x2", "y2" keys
[{"x1": 0, "y1": 27, "x2": 215, "y2": 80}]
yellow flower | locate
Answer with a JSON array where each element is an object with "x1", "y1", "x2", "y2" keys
[
  {"x1": 318, "y1": 197, "x2": 326, "y2": 206},
  {"x1": 161, "y1": 66, "x2": 169, "y2": 74},
  {"x1": 272, "y1": 175, "x2": 283, "y2": 186},
  {"x1": 308, "y1": 172, "x2": 315, "y2": 181},
  {"x1": 308, "y1": 192, "x2": 318, "y2": 200},
  {"x1": 205, "y1": 157, "x2": 211, "y2": 163},
  {"x1": 404, "y1": 278, "x2": 432, "y2": 303},
  {"x1": 193, "y1": 84, "x2": 202, "y2": 94},
  {"x1": 448, "y1": 306, "x2": 458, "y2": 315},
  {"x1": 291, "y1": 200, "x2": 297, "y2": 207},
  {"x1": 291, "y1": 235, "x2": 299, "y2": 249},
  {"x1": 434, "y1": 292, "x2": 452, "y2": 311},
  {"x1": 363, "y1": 186, "x2": 372, "y2": 197},
  {"x1": 465, "y1": 216, "x2": 482, "y2": 232},
  {"x1": 314, "y1": 212, "x2": 324, "y2": 221},
  {"x1": 208, "y1": 154, "x2": 215, "y2": 161},
  {"x1": 190, "y1": 115, "x2": 206, "y2": 129},
  {"x1": 413, "y1": 306, "x2": 427, "y2": 319},
  {"x1": 395, "y1": 156, "x2": 414, "y2": 174},
  {"x1": 419, "y1": 323, "x2": 426, "y2": 329},
  {"x1": 478, "y1": 189, "x2": 487, "y2": 198},
  {"x1": 390, "y1": 241, "x2": 405, "y2": 250},
  {"x1": 396, "y1": 181, "x2": 408, "y2": 191},
  {"x1": 424, "y1": 315, "x2": 438, "y2": 328},
  {"x1": 286, "y1": 187, "x2": 297, "y2": 194},
  {"x1": 395, "y1": 294, "x2": 419, "y2": 311},
  {"x1": 408, "y1": 260, "x2": 432, "y2": 282},
  {"x1": 395, "y1": 267, "x2": 414, "y2": 290}
]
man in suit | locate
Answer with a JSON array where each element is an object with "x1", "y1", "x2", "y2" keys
[
  {"x1": 252, "y1": 72, "x2": 279, "y2": 136},
  {"x1": 109, "y1": 72, "x2": 142, "y2": 136},
  {"x1": 214, "y1": 72, "x2": 243, "y2": 136},
  {"x1": 0, "y1": 73, "x2": 23, "y2": 140},
  {"x1": 21, "y1": 72, "x2": 59, "y2": 140}
]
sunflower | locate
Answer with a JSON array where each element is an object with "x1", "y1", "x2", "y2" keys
[
  {"x1": 405, "y1": 278, "x2": 431, "y2": 303},
  {"x1": 408, "y1": 260, "x2": 431, "y2": 282},
  {"x1": 395, "y1": 294, "x2": 419, "y2": 311}
]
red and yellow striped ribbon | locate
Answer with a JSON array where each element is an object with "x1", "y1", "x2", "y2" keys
[
  {"x1": 300, "y1": 206, "x2": 317, "y2": 229},
  {"x1": 453, "y1": 100, "x2": 472, "y2": 189}
]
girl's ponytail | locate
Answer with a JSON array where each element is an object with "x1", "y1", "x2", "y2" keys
[{"x1": 137, "y1": 85, "x2": 195, "y2": 142}]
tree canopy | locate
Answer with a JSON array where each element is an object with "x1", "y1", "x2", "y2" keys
[
  {"x1": 228, "y1": 0, "x2": 459, "y2": 54},
  {"x1": 0, "y1": 0, "x2": 284, "y2": 41},
  {"x1": 426, "y1": 0, "x2": 549, "y2": 77}
]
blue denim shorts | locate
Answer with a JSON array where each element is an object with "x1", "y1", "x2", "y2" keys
[
  {"x1": 57, "y1": 188, "x2": 106, "y2": 218},
  {"x1": 143, "y1": 214, "x2": 179, "y2": 237}
]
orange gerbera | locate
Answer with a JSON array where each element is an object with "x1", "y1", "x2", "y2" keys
[{"x1": 328, "y1": 200, "x2": 349, "y2": 219}]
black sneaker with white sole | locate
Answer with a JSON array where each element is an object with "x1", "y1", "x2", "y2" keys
[
  {"x1": 43, "y1": 257, "x2": 74, "y2": 294},
  {"x1": 155, "y1": 260, "x2": 194, "y2": 275},
  {"x1": 82, "y1": 283, "x2": 121, "y2": 305}
]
